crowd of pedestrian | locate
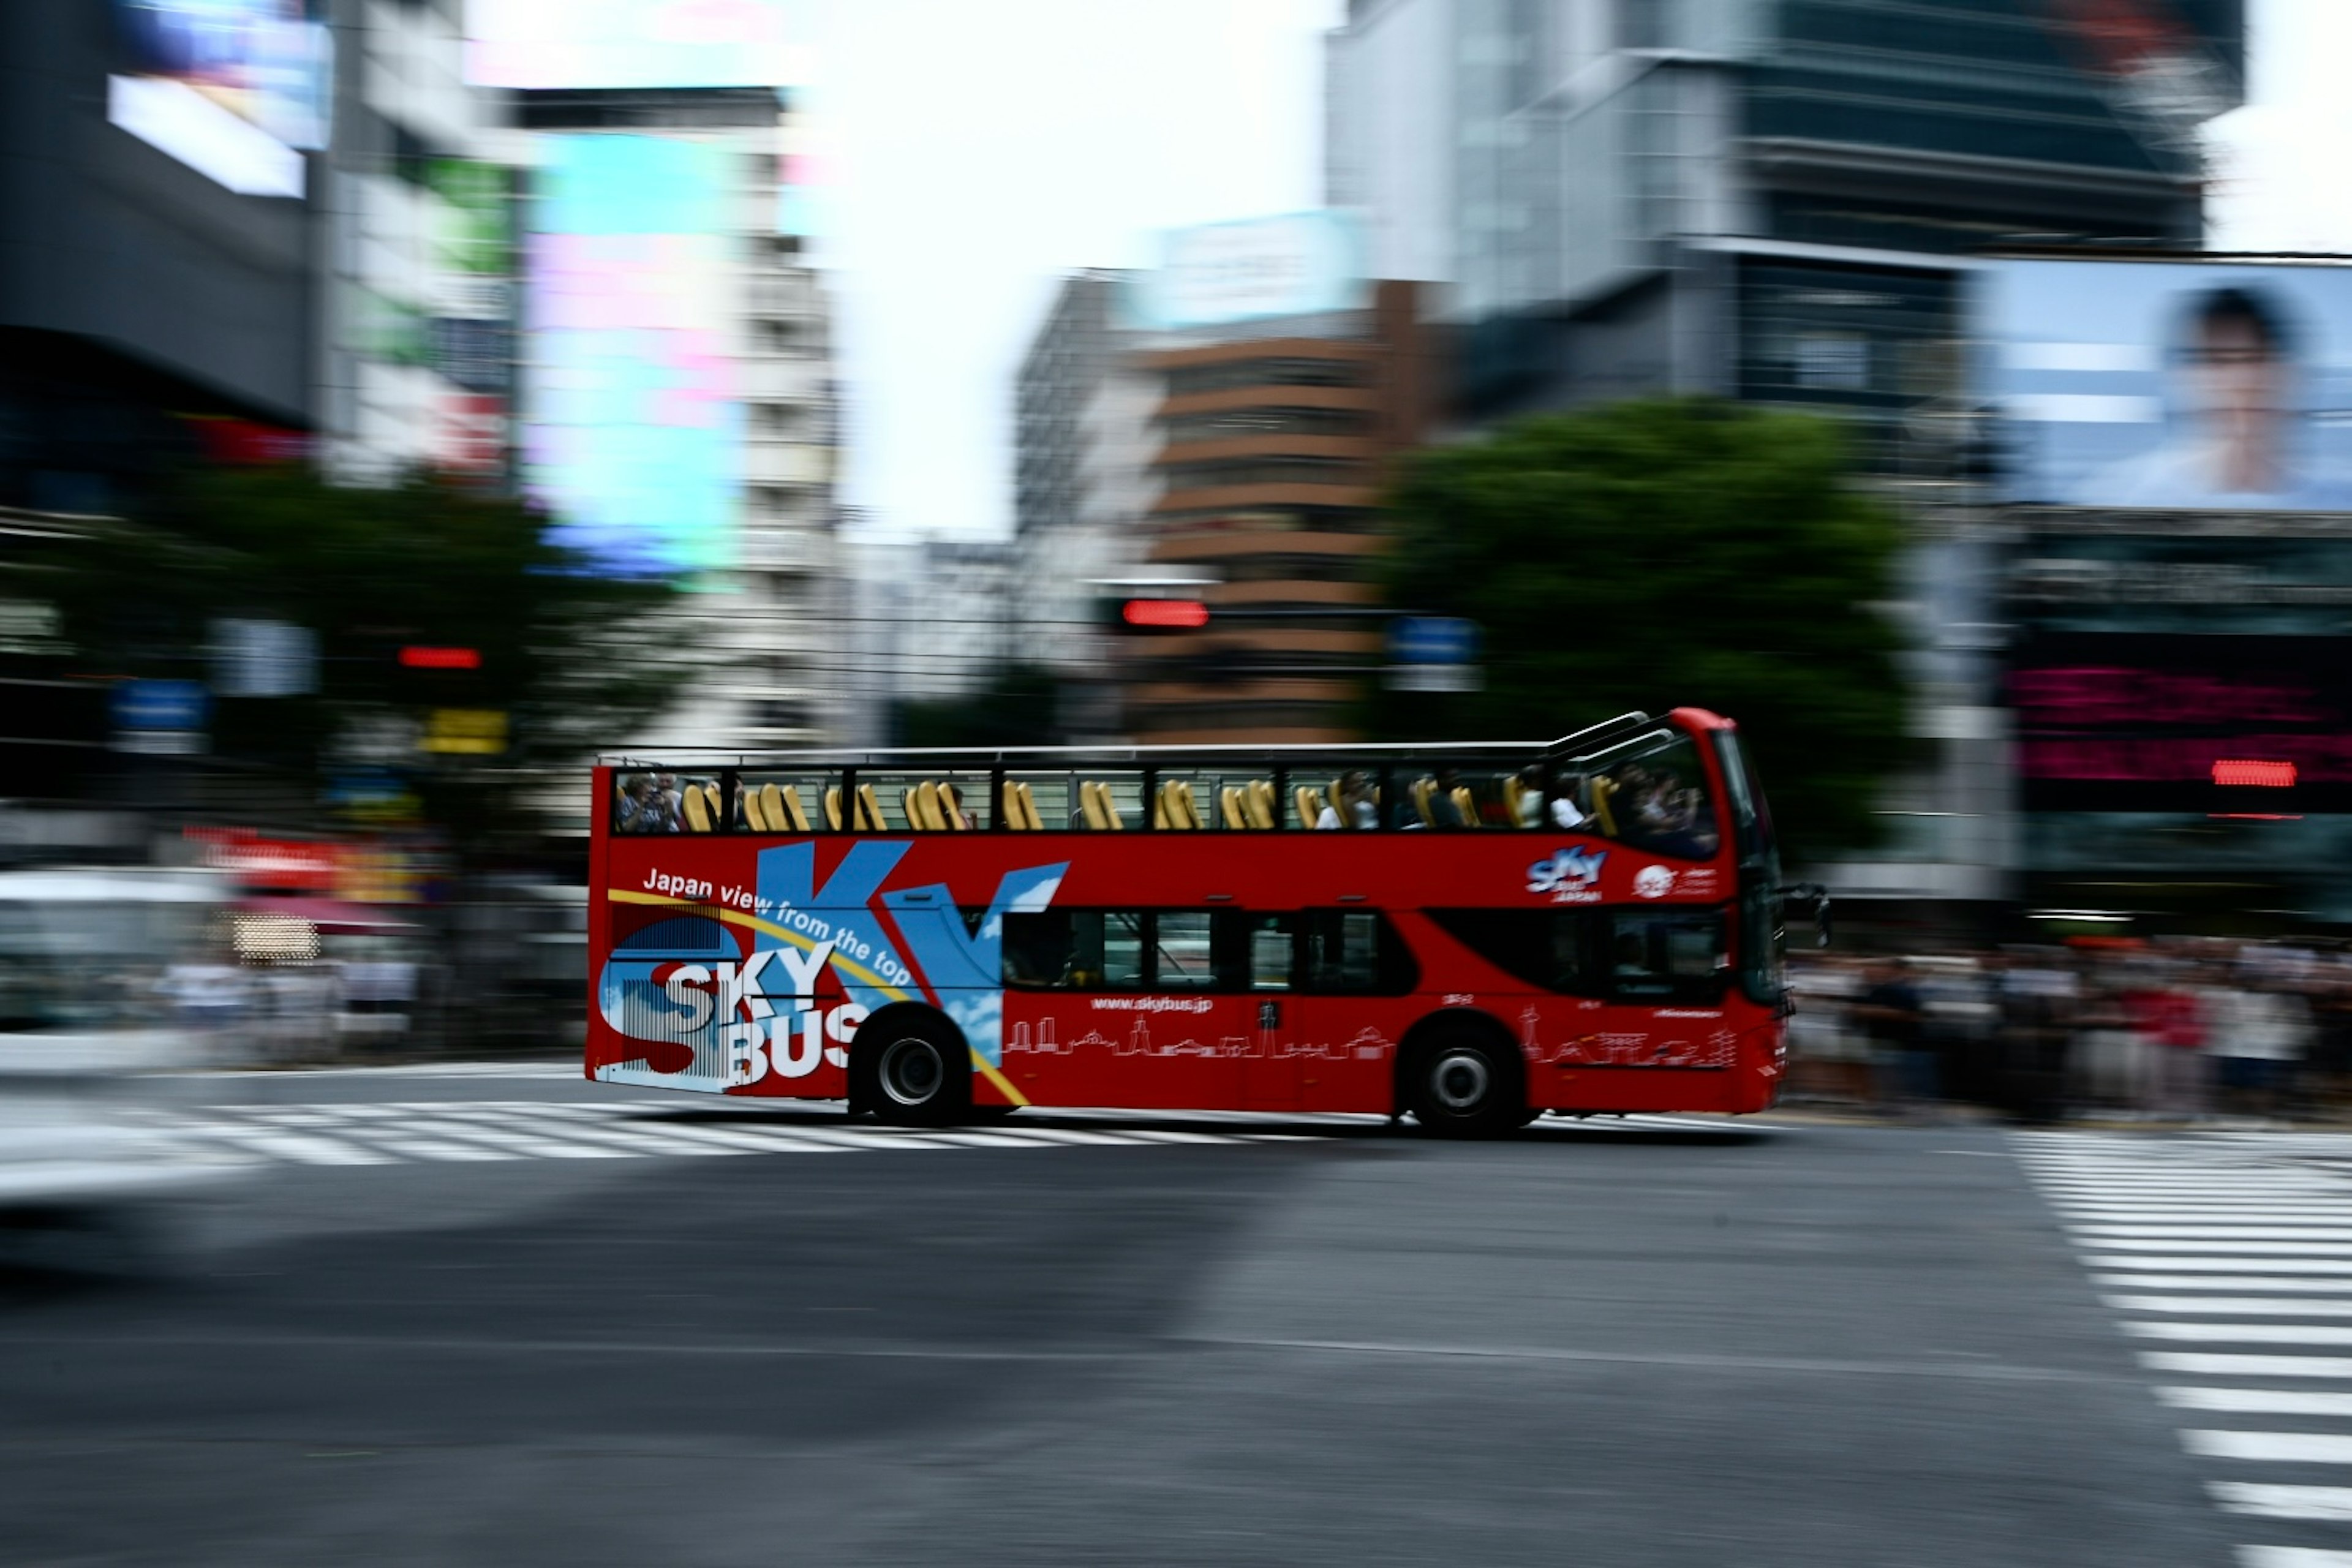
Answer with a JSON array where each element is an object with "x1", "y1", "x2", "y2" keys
[{"x1": 1786, "y1": 940, "x2": 2352, "y2": 1124}]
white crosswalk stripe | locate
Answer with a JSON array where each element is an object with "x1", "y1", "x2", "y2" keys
[
  {"x1": 148, "y1": 1099, "x2": 1338, "y2": 1169},
  {"x1": 2018, "y1": 1130, "x2": 2352, "y2": 1566}
]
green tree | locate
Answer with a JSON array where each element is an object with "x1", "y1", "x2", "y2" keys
[
  {"x1": 897, "y1": 664, "x2": 1067, "y2": 748},
  {"x1": 51, "y1": 464, "x2": 675, "y2": 846},
  {"x1": 1373, "y1": 398, "x2": 1908, "y2": 858}
]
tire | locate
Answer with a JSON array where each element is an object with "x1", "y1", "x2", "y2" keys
[
  {"x1": 1406, "y1": 1027, "x2": 1523, "y2": 1139},
  {"x1": 856, "y1": 1017, "x2": 971, "y2": 1127}
]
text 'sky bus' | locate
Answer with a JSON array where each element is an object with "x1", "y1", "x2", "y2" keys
[{"x1": 587, "y1": 709, "x2": 1797, "y2": 1136}]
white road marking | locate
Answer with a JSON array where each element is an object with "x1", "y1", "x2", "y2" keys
[
  {"x1": 2128, "y1": 1322, "x2": 2352, "y2": 1346},
  {"x1": 2144, "y1": 1353, "x2": 2352, "y2": 1379},
  {"x1": 2214, "y1": 1484, "x2": 2352, "y2": 1522},
  {"x1": 2166, "y1": 1389, "x2": 2352, "y2": 1417},
  {"x1": 2188, "y1": 1430, "x2": 2352, "y2": 1463},
  {"x1": 2105, "y1": 1277, "x2": 2352, "y2": 1294},
  {"x1": 2111, "y1": 1297, "x2": 2352, "y2": 1317},
  {"x1": 2238, "y1": 1547, "x2": 2352, "y2": 1566},
  {"x1": 2089, "y1": 1259, "x2": 2352, "y2": 1275},
  {"x1": 157, "y1": 1100, "x2": 1341, "y2": 1169}
]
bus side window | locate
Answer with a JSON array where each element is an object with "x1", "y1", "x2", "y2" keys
[
  {"x1": 1300, "y1": 910, "x2": 1419, "y2": 994},
  {"x1": 1606, "y1": 908, "x2": 1727, "y2": 1001},
  {"x1": 1214, "y1": 912, "x2": 1296, "y2": 990}
]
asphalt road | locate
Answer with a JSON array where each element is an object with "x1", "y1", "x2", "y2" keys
[{"x1": 0, "y1": 1071, "x2": 2272, "y2": 1566}]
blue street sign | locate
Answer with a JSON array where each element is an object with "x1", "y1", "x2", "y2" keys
[
  {"x1": 111, "y1": 679, "x2": 209, "y2": 733},
  {"x1": 1387, "y1": 616, "x2": 1480, "y2": 666}
]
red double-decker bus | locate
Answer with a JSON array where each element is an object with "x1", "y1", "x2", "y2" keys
[{"x1": 587, "y1": 708, "x2": 1805, "y2": 1135}]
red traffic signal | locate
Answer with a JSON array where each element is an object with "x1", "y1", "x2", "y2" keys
[
  {"x1": 1120, "y1": 599, "x2": 1210, "y2": 630},
  {"x1": 2213, "y1": 759, "x2": 2295, "y2": 788},
  {"x1": 399, "y1": 646, "x2": 482, "y2": 670}
]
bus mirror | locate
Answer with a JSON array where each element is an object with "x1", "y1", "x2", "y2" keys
[{"x1": 1778, "y1": 883, "x2": 1831, "y2": 949}]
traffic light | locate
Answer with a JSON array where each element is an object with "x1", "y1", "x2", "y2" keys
[
  {"x1": 1119, "y1": 598, "x2": 1210, "y2": 630},
  {"x1": 399, "y1": 646, "x2": 482, "y2": 669}
]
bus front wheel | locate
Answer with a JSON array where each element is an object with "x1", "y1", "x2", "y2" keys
[
  {"x1": 855, "y1": 1019, "x2": 971, "y2": 1127},
  {"x1": 1406, "y1": 1030, "x2": 1523, "y2": 1139}
]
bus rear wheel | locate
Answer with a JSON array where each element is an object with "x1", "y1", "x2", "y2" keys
[
  {"x1": 1406, "y1": 1030, "x2": 1523, "y2": 1139},
  {"x1": 857, "y1": 1021, "x2": 971, "y2": 1127}
]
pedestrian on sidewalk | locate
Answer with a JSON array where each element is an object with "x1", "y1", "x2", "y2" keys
[
  {"x1": 1855, "y1": 959, "x2": 1934, "y2": 1120},
  {"x1": 2126, "y1": 960, "x2": 2207, "y2": 1121}
]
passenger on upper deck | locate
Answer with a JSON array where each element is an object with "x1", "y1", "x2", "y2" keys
[
  {"x1": 616, "y1": 772, "x2": 680, "y2": 834},
  {"x1": 1316, "y1": 771, "x2": 1379, "y2": 831}
]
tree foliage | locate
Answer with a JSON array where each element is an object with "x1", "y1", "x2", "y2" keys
[
  {"x1": 1372, "y1": 398, "x2": 1909, "y2": 858},
  {"x1": 897, "y1": 665, "x2": 1068, "y2": 748},
  {"x1": 50, "y1": 464, "x2": 675, "y2": 845}
]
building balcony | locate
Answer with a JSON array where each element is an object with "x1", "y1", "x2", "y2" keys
[
  {"x1": 1149, "y1": 483, "x2": 1379, "y2": 518},
  {"x1": 1152, "y1": 433, "x2": 1378, "y2": 467},
  {"x1": 1156, "y1": 383, "x2": 1378, "y2": 421},
  {"x1": 1148, "y1": 526, "x2": 1384, "y2": 564},
  {"x1": 744, "y1": 442, "x2": 831, "y2": 486}
]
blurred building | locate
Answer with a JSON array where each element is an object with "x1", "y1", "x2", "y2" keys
[
  {"x1": 1128, "y1": 277, "x2": 1442, "y2": 744},
  {"x1": 892, "y1": 537, "x2": 1019, "y2": 704},
  {"x1": 316, "y1": 0, "x2": 518, "y2": 483},
  {"x1": 1325, "y1": 0, "x2": 2245, "y2": 932},
  {"x1": 1014, "y1": 271, "x2": 1161, "y2": 684},
  {"x1": 0, "y1": 0, "x2": 323, "y2": 516},
  {"x1": 516, "y1": 88, "x2": 842, "y2": 759}
]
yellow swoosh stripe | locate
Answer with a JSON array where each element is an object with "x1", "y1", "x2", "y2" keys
[{"x1": 606, "y1": 888, "x2": 1030, "y2": 1107}]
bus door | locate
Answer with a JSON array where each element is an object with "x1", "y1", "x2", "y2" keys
[
  {"x1": 1284, "y1": 910, "x2": 1414, "y2": 1114},
  {"x1": 1218, "y1": 912, "x2": 1301, "y2": 1111}
]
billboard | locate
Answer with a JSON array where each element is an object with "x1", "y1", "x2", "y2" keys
[
  {"x1": 1121, "y1": 211, "x2": 1369, "y2": 333},
  {"x1": 524, "y1": 134, "x2": 741, "y2": 578},
  {"x1": 465, "y1": 0, "x2": 798, "y2": 90},
  {"x1": 107, "y1": 1, "x2": 331, "y2": 200},
  {"x1": 1983, "y1": 258, "x2": 2352, "y2": 510},
  {"x1": 426, "y1": 160, "x2": 516, "y2": 477}
]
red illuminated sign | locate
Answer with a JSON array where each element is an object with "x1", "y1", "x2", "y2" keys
[
  {"x1": 399, "y1": 646, "x2": 482, "y2": 669},
  {"x1": 2213, "y1": 759, "x2": 2297, "y2": 788},
  {"x1": 1121, "y1": 599, "x2": 1210, "y2": 630}
]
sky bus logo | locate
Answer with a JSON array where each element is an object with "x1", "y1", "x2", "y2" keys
[{"x1": 1526, "y1": 846, "x2": 1607, "y2": 901}]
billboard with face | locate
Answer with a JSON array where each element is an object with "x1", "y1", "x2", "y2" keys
[{"x1": 1983, "y1": 259, "x2": 2352, "y2": 511}]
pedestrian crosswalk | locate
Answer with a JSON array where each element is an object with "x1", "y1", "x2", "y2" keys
[
  {"x1": 2018, "y1": 1130, "x2": 2352, "y2": 1568},
  {"x1": 140, "y1": 1100, "x2": 1728, "y2": 1169},
  {"x1": 146, "y1": 1099, "x2": 1340, "y2": 1167}
]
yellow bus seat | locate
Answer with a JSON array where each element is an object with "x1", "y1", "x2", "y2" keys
[
  {"x1": 1451, "y1": 785, "x2": 1479, "y2": 827},
  {"x1": 855, "y1": 782, "x2": 884, "y2": 831},
  {"x1": 824, "y1": 786, "x2": 843, "y2": 831},
  {"x1": 774, "y1": 784, "x2": 810, "y2": 832},
  {"x1": 1295, "y1": 786, "x2": 1322, "y2": 831},
  {"x1": 742, "y1": 785, "x2": 771, "y2": 832},
  {"x1": 681, "y1": 783, "x2": 712, "y2": 833},
  {"x1": 1219, "y1": 786, "x2": 1248, "y2": 830},
  {"x1": 1589, "y1": 776, "x2": 1619, "y2": 838},
  {"x1": 1409, "y1": 776, "x2": 1437, "y2": 828},
  {"x1": 1245, "y1": 779, "x2": 1276, "y2": 831}
]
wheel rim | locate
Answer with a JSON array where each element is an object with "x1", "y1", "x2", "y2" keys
[
  {"x1": 1429, "y1": 1048, "x2": 1491, "y2": 1114},
  {"x1": 878, "y1": 1037, "x2": 945, "y2": 1106}
]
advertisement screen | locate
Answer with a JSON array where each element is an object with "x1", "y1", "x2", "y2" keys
[
  {"x1": 1121, "y1": 212, "x2": 1369, "y2": 333},
  {"x1": 465, "y1": 0, "x2": 797, "y2": 89},
  {"x1": 107, "y1": 0, "x2": 331, "y2": 200},
  {"x1": 1983, "y1": 259, "x2": 2352, "y2": 511},
  {"x1": 524, "y1": 134, "x2": 741, "y2": 578}
]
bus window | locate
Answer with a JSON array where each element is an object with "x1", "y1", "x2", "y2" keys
[
  {"x1": 1606, "y1": 908, "x2": 1727, "y2": 1003},
  {"x1": 1209, "y1": 911, "x2": 1295, "y2": 990},
  {"x1": 1427, "y1": 909, "x2": 1589, "y2": 992},
  {"x1": 1078, "y1": 772, "x2": 1145, "y2": 831},
  {"x1": 1152, "y1": 769, "x2": 1226, "y2": 830},
  {"x1": 1566, "y1": 729, "x2": 1721, "y2": 860},
  {"x1": 858, "y1": 770, "x2": 988, "y2": 831},
  {"x1": 613, "y1": 771, "x2": 687, "y2": 835},
  {"x1": 1301, "y1": 910, "x2": 1418, "y2": 994},
  {"x1": 1153, "y1": 911, "x2": 1216, "y2": 989},
  {"x1": 734, "y1": 771, "x2": 831, "y2": 834},
  {"x1": 1005, "y1": 771, "x2": 1074, "y2": 832}
]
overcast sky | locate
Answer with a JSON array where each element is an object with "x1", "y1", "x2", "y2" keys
[
  {"x1": 799, "y1": 0, "x2": 2342, "y2": 542},
  {"x1": 802, "y1": 0, "x2": 1345, "y2": 540}
]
